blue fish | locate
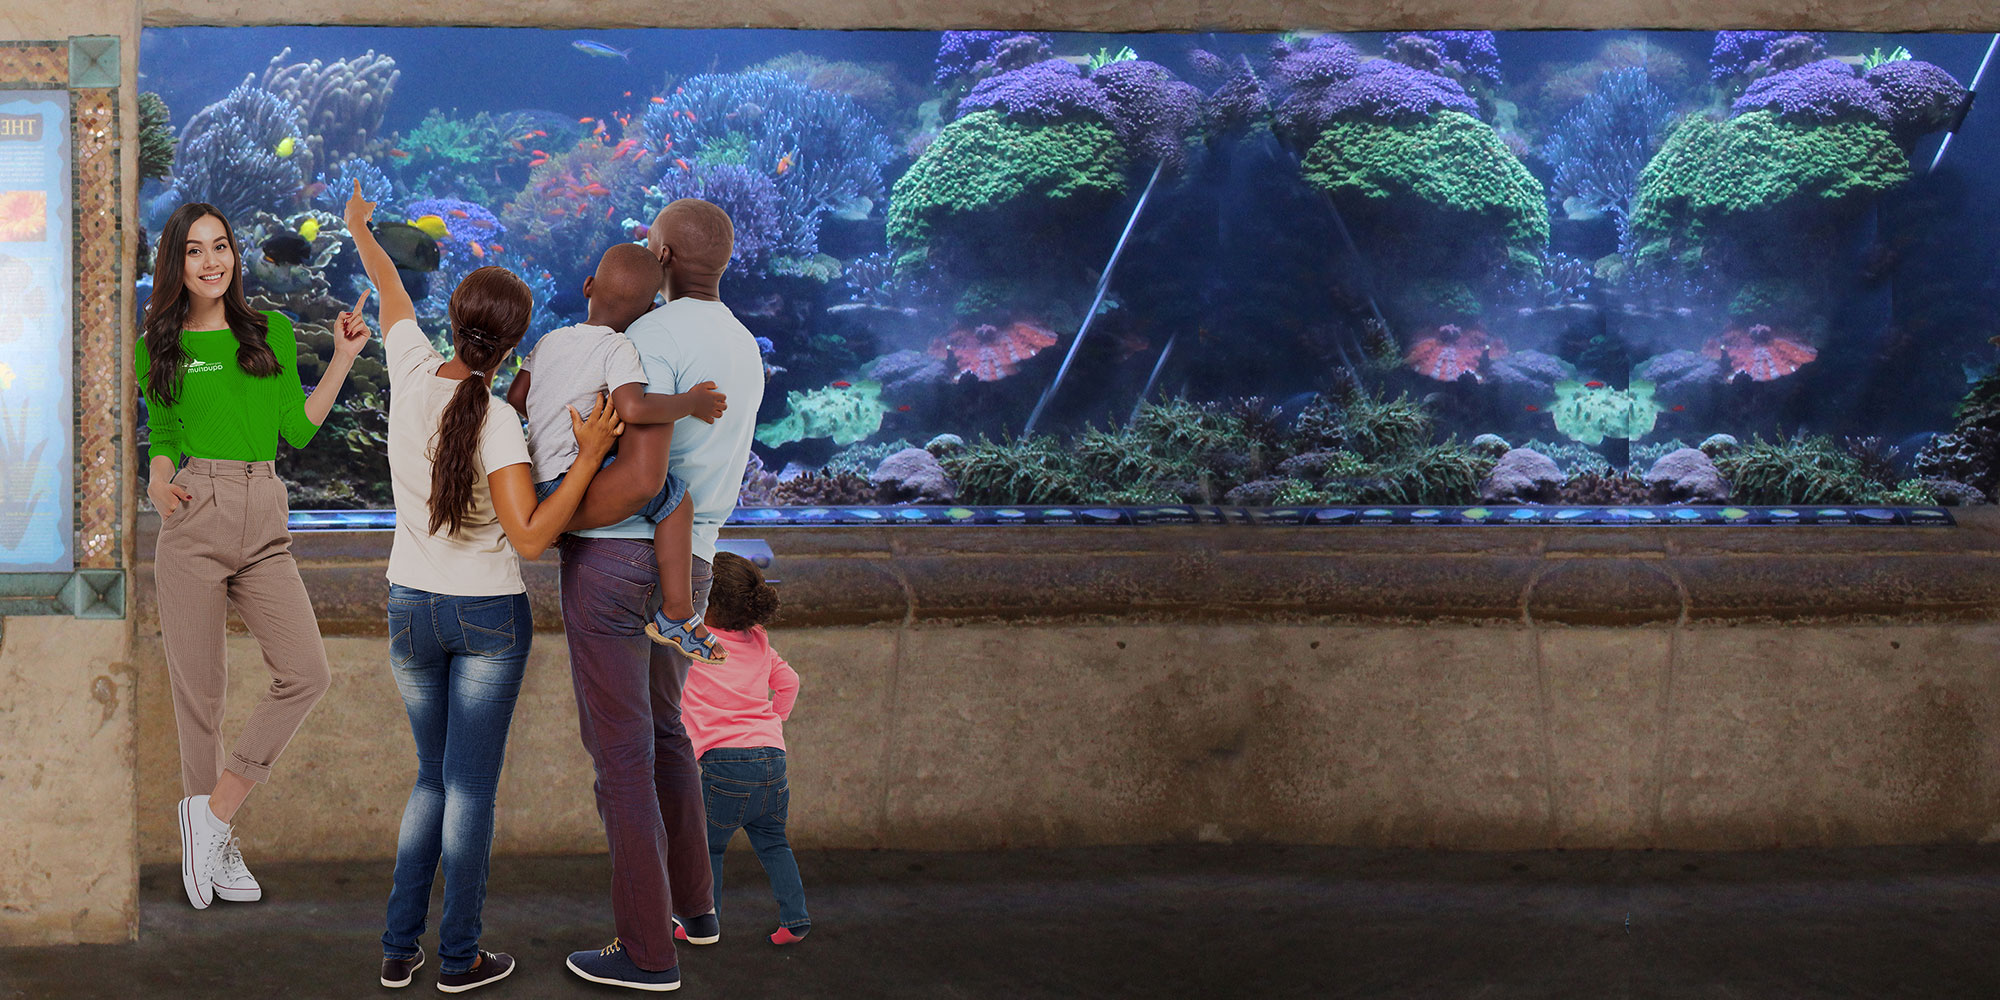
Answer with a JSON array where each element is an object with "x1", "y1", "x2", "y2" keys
[
  {"x1": 571, "y1": 40, "x2": 631, "y2": 61},
  {"x1": 755, "y1": 336, "x2": 775, "y2": 355}
]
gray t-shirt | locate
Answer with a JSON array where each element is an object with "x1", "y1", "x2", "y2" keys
[
  {"x1": 519, "y1": 323, "x2": 649, "y2": 483},
  {"x1": 573, "y1": 298, "x2": 764, "y2": 562}
]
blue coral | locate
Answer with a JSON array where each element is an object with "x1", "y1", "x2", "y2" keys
[
  {"x1": 404, "y1": 197, "x2": 504, "y2": 248},
  {"x1": 1089, "y1": 59, "x2": 1204, "y2": 173},
  {"x1": 650, "y1": 163, "x2": 785, "y2": 267},
  {"x1": 1866, "y1": 59, "x2": 1969, "y2": 145},
  {"x1": 638, "y1": 70, "x2": 893, "y2": 261},
  {"x1": 1732, "y1": 59, "x2": 1891, "y2": 125},
  {"x1": 1545, "y1": 68, "x2": 1677, "y2": 228},
  {"x1": 957, "y1": 59, "x2": 1114, "y2": 124},
  {"x1": 315, "y1": 158, "x2": 393, "y2": 213},
  {"x1": 168, "y1": 83, "x2": 307, "y2": 220},
  {"x1": 1386, "y1": 31, "x2": 1502, "y2": 87},
  {"x1": 1711, "y1": 31, "x2": 1826, "y2": 81}
]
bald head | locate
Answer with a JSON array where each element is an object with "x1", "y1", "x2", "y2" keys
[{"x1": 649, "y1": 199, "x2": 734, "y2": 279}]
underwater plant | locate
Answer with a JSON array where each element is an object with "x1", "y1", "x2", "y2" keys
[
  {"x1": 1087, "y1": 46, "x2": 1140, "y2": 72},
  {"x1": 1913, "y1": 369, "x2": 2000, "y2": 500},
  {"x1": 137, "y1": 92, "x2": 175, "y2": 183},
  {"x1": 1863, "y1": 46, "x2": 1914, "y2": 71},
  {"x1": 1543, "y1": 67, "x2": 1676, "y2": 230},
  {"x1": 168, "y1": 83, "x2": 308, "y2": 221},
  {"x1": 1301, "y1": 110, "x2": 1548, "y2": 283},
  {"x1": 886, "y1": 109, "x2": 1126, "y2": 273},
  {"x1": 755, "y1": 380, "x2": 889, "y2": 448},
  {"x1": 1549, "y1": 380, "x2": 1661, "y2": 446},
  {"x1": 1711, "y1": 435, "x2": 1885, "y2": 504},
  {"x1": 1534, "y1": 38, "x2": 1691, "y2": 113}
]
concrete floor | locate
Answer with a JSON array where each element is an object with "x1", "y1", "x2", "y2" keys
[{"x1": 5, "y1": 844, "x2": 2000, "y2": 998}]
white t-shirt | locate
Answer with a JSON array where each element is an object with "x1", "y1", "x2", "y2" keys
[
  {"x1": 383, "y1": 318, "x2": 534, "y2": 596},
  {"x1": 573, "y1": 297, "x2": 764, "y2": 562},
  {"x1": 519, "y1": 323, "x2": 649, "y2": 483}
]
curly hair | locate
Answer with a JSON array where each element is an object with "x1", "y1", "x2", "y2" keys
[{"x1": 704, "y1": 551, "x2": 779, "y2": 632}]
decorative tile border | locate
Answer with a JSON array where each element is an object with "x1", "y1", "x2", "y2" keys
[{"x1": 0, "y1": 40, "x2": 125, "y2": 621}]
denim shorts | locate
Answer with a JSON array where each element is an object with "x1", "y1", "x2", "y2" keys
[{"x1": 534, "y1": 454, "x2": 687, "y2": 524}]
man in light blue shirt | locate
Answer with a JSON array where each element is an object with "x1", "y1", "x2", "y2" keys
[{"x1": 556, "y1": 199, "x2": 764, "y2": 991}]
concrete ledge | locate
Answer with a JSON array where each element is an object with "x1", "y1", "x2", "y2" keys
[{"x1": 134, "y1": 508, "x2": 2000, "y2": 634}]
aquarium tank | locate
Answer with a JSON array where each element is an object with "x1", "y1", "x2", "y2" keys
[{"x1": 133, "y1": 28, "x2": 2000, "y2": 515}]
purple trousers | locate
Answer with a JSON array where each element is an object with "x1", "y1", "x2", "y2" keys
[{"x1": 557, "y1": 536, "x2": 715, "y2": 972}]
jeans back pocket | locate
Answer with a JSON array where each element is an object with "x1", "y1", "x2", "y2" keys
[{"x1": 454, "y1": 596, "x2": 521, "y2": 659}]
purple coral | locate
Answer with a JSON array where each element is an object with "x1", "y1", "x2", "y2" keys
[
  {"x1": 1186, "y1": 47, "x2": 1230, "y2": 85},
  {"x1": 651, "y1": 164, "x2": 784, "y2": 268},
  {"x1": 1385, "y1": 31, "x2": 1502, "y2": 87},
  {"x1": 1731, "y1": 59, "x2": 1891, "y2": 125},
  {"x1": 1269, "y1": 35, "x2": 1362, "y2": 91},
  {"x1": 1746, "y1": 34, "x2": 1828, "y2": 77},
  {"x1": 935, "y1": 31, "x2": 1053, "y2": 86},
  {"x1": 957, "y1": 58, "x2": 1114, "y2": 124},
  {"x1": 1279, "y1": 59, "x2": 1480, "y2": 144},
  {"x1": 1711, "y1": 30, "x2": 1827, "y2": 81},
  {"x1": 1205, "y1": 59, "x2": 1272, "y2": 136},
  {"x1": 1091, "y1": 59, "x2": 1204, "y2": 174},
  {"x1": 1866, "y1": 59, "x2": 1970, "y2": 145}
]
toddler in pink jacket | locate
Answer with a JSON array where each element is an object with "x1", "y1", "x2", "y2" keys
[{"x1": 678, "y1": 551, "x2": 809, "y2": 945}]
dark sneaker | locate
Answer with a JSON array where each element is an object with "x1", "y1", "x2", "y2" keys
[
  {"x1": 565, "y1": 939, "x2": 681, "y2": 992},
  {"x1": 380, "y1": 947, "x2": 424, "y2": 988},
  {"x1": 671, "y1": 911, "x2": 719, "y2": 945},
  {"x1": 437, "y1": 951, "x2": 514, "y2": 993}
]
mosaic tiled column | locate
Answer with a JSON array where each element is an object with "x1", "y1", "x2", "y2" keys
[{"x1": 0, "y1": 39, "x2": 124, "y2": 620}]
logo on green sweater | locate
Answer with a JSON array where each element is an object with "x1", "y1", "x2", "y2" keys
[{"x1": 186, "y1": 360, "x2": 224, "y2": 375}]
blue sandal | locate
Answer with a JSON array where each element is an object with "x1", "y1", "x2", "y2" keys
[{"x1": 646, "y1": 611, "x2": 727, "y2": 663}]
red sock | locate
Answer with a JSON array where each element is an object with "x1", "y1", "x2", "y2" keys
[{"x1": 770, "y1": 927, "x2": 808, "y2": 945}]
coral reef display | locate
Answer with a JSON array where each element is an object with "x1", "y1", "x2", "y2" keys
[
  {"x1": 1543, "y1": 68, "x2": 1676, "y2": 229},
  {"x1": 755, "y1": 380, "x2": 890, "y2": 448},
  {"x1": 167, "y1": 83, "x2": 309, "y2": 221},
  {"x1": 137, "y1": 91, "x2": 176, "y2": 183},
  {"x1": 1550, "y1": 380, "x2": 1661, "y2": 445},
  {"x1": 260, "y1": 47, "x2": 400, "y2": 168},
  {"x1": 928, "y1": 320, "x2": 1059, "y2": 382}
]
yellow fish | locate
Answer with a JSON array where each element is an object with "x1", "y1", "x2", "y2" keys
[
  {"x1": 298, "y1": 217, "x2": 320, "y2": 242},
  {"x1": 411, "y1": 215, "x2": 449, "y2": 240},
  {"x1": 275, "y1": 136, "x2": 296, "y2": 158}
]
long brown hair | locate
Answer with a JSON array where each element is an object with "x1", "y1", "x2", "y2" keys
[
  {"x1": 141, "y1": 203, "x2": 281, "y2": 406},
  {"x1": 429, "y1": 266, "x2": 532, "y2": 536},
  {"x1": 704, "y1": 551, "x2": 780, "y2": 632}
]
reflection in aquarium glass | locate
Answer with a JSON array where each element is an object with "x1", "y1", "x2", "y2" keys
[{"x1": 134, "y1": 28, "x2": 2000, "y2": 510}]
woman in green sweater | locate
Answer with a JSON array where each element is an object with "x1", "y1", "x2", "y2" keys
[{"x1": 138, "y1": 202, "x2": 371, "y2": 910}]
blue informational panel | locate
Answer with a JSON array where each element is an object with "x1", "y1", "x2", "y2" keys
[{"x1": 0, "y1": 91, "x2": 71, "y2": 571}]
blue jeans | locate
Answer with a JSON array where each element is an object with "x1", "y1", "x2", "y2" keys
[
  {"x1": 536, "y1": 456, "x2": 687, "y2": 523},
  {"x1": 380, "y1": 585, "x2": 531, "y2": 975},
  {"x1": 700, "y1": 747, "x2": 809, "y2": 930}
]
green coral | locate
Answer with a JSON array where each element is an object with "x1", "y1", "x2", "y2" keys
[
  {"x1": 1629, "y1": 111, "x2": 1910, "y2": 250},
  {"x1": 1300, "y1": 111, "x2": 1549, "y2": 280},
  {"x1": 887, "y1": 110, "x2": 1127, "y2": 271},
  {"x1": 694, "y1": 131, "x2": 756, "y2": 168},
  {"x1": 769, "y1": 253, "x2": 843, "y2": 283},
  {"x1": 403, "y1": 111, "x2": 492, "y2": 165},
  {"x1": 755, "y1": 380, "x2": 889, "y2": 448},
  {"x1": 1862, "y1": 46, "x2": 1913, "y2": 71},
  {"x1": 1292, "y1": 389, "x2": 1435, "y2": 460},
  {"x1": 1550, "y1": 380, "x2": 1661, "y2": 446},
  {"x1": 1087, "y1": 46, "x2": 1140, "y2": 71},
  {"x1": 137, "y1": 91, "x2": 175, "y2": 183}
]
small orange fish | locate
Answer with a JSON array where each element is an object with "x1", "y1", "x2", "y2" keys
[
  {"x1": 511, "y1": 139, "x2": 525, "y2": 150},
  {"x1": 1671, "y1": 405, "x2": 1685, "y2": 412},
  {"x1": 623, "y1": 90, "x2": 632, "y2": 97},
  {"x1": 447, "y1": 208, "x2": 470, "y2": 218},
  {"x1": 676, "y1": 87, "x2": 684, "y2": 94},
  {"x1": 605, "y1": 205, "x2": 616, "y2": 221},
  {"x1": 831, "y1": 380, "x2": 851, "y2": 388},
  {"x1": 470, "y1": 218, "x2": 494, "y2": 228},
  {"x1": 897, "y1": 405, "x2": 911, "y2": 412},
  {"x1": 530, "y1": 130, "x2": 547, "y2": 138},
  {"x1": 1525, "y1": 404, "x2": 1539, "y2": 412},
  {"x1": 489, "y1": 243, "x2": 503, "y2": 253},
  {"x1": 531, "y1": 149, "x2": 548, "y2": 158},
  {"x1": 650, "y1": 96, "x2": 667, "y2": 104},
  {"x1": 580, "y1": 116, "x2": 595, "y2": 123},
  {"x1": 388, "y1": 148, "x2": 411, "y2": 158},
  {"x1": 1584, "y1": 380, "x2": 1605, "y2": 388},
  {"x1": 675, "y1": 157, "x2": 691, "y2": 172},
  {"x1": 529, "y1": 157, "x2": 548, "y2": 167},
  {"x1": 775, "y1": 152, "x2": 793, "y2": 175},
  {"x1": 467, "y1": 241, "x2": 484, "y2": 259}
]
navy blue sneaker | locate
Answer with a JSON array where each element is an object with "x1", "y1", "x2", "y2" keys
[
  {"x1": 565, "y1": 939, "x2": 681, "y2": 992},
  {"x1": 672, "y1": 911, "x2": 719, "y2": 945}
]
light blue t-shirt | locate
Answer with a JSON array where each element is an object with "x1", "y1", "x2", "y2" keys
[{"x1": 573, "y1": 297, "x2": 765, "y2": 563}]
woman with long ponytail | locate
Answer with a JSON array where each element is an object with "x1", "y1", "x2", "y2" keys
[
  {"x1": 341, "y1": 180, "x2": 621, "y2": 993},
  {"x1": 139, "y1": 202, "x2": 370, "y2": 913}
]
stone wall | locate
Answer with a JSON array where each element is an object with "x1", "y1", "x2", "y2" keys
[{"x1": 123, "y1": 510, "x2": 2000, "y2": 863}]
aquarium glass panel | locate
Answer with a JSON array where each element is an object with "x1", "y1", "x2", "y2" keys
[{"x1": 136, "y1": 28, "x2": 2000, "y2": 511}]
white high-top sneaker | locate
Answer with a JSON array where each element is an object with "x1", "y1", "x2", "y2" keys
[
  {"x1": 213, "y1": 836, "x2": 262, "y2": 902},
  {"x1": 177, "y1": 795, "x2": 230, "y2": 909}
]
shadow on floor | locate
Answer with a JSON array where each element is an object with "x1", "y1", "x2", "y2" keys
[{"x1": 6, "y1": 843, "x2": 2000, "y2": 998}]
